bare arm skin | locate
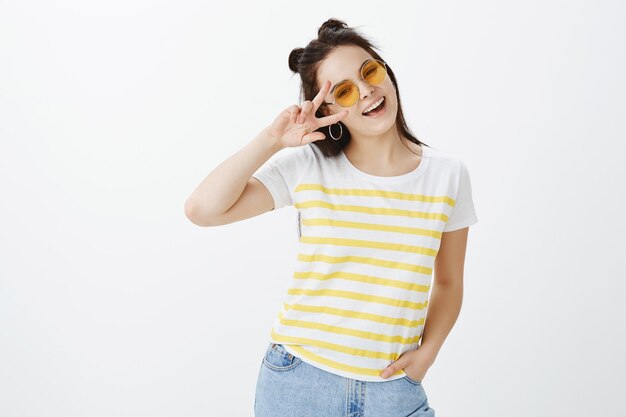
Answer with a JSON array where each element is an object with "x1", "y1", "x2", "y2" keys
[
  {"x1": 419, "y1": 226, "x2": 470, "y2": 360},
  {"x1": 184, "y1": 130, "x2": 282, "y2": 227}
]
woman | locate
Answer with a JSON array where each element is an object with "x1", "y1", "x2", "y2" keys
[{"x1": 185, "y1": 18, "x2": 477, "y2": 417}]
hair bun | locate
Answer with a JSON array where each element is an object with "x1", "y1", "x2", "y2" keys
[
  {"x1": 288, "y1": 48, "x2": 305, "y2": 73},
  {"x1": 318, "y1": 18, "x2": 348, "y2": 36}
]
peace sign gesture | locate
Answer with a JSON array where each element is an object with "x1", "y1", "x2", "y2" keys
[{"x1": 264, "y1": 80, "x2": 349, "y2": 149}]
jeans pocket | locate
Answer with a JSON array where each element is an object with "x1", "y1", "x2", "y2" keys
[
  {"x1": 402, "y1": 373, "x2": 423, "y2": 385},
  {"x1": 262, "y1": 343, "x2": 303, "y2": 372}
]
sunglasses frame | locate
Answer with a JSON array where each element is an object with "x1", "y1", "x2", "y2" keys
[{"x1": 322, "y1": 58, "x2": 388, "y2": 108}]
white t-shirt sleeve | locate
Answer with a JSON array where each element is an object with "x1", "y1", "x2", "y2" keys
[
  {"x1": 251, "y1": 145, "x2": 309, "y2": 211},
  {"x1": 443, "y1": 159, "x2": 478, "y2": 232}
]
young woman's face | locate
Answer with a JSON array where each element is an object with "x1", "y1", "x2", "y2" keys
[{"x1": 317, "y1": 45, "x2": 397, "y2": 137}]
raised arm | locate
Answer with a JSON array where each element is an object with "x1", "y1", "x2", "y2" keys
[
  {"x1": 184, "y1": 80, "x2": 348, "y2": 227},
  {"x1": 184, "y1": 129, "x2": 283, "y2": 227}
]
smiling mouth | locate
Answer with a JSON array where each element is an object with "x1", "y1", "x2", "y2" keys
[{"x1": 362, "y1": 96, "x2": 386, "y2": 116}]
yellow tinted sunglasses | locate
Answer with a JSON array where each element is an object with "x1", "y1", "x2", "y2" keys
[{"x1": 323, "y1": 59, "x2": 388, "y2": 108}]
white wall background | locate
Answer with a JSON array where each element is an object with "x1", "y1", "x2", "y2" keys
[{"x1": 1, "y1": 1, "x2": 625, "y2": 416}]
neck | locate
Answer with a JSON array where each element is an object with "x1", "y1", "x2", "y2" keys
[{"x1": 343, "y1": 127, "x2": 418, "y2": 166}]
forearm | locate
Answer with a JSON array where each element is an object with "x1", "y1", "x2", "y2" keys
[
  {"x1": 418, "y1": 281, "x2": 463, "y2": 360},
  {"x1": 185, "y1": 127, "x2": 282, "y2": 220}
]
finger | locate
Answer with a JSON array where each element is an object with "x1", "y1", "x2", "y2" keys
[
  {"x1": 317, "y1": 109, "x2": 349, "y2": 128},
  {"x1": 297, "y1": 101, "x2": 313, "y2": 124},
  {"x1": 381, "y1": 357, "x2": 404, "y2": 379},
  {"x1": 380, "y1": 365, "x2": 395, "y2": 378},
  {"x1": 287, "y1": 104, "x2": 299, "y2": 125},
  {"x1": 287, "y1": 104, "x2": 299, "y2": 117},
  {"x1": 291, "y1": 106, "x2": 301, "y2": 125},
  {"x1": 304, "y1": 101, "x2": 314, "y2": 120},
  {"x1": 311, "y1": 80, "x2": 331, "y2": 111},
  {"x1": 302, "y1": 131, "x2": 326, "y2": 145},
  {"x1": 380, "y1": 363, "x2": 398, "y2": 378}
]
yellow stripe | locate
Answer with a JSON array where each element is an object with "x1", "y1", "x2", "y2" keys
[
  {"x1": 283, "y1": 301, "x2": 425, "y2": 327},
  {"x1": 292, "y1": 270, "x2": 430, "y2": 294},
  {"x1": 301, "y1": 217, "x2": 442, "y2": 239},
  {"x1": 296, "y1": 253, "x2": 433, "y2": 275},
  {"x1": 285, "y1": 288, "x2": 426, "y2": 310},
  {"x1": 270, "y1": 327, "x2": 396, "y2": 359},
  {"x1": 269, "y1": 329, "x2": 414, "y2": 378},
  {"x1": 299, "y1": 236, "x2": 438, "y2": 257},
  {"x1": 276, "y1": 310, "x2": 421, "y2": 344},
  {"x1": 294, "y1": 183, "x2": 455, "y2": 207},
  {"x1": 295, "y1": 200, "x2": 449, "y2": 222},
  {"x1": 278, "y1": 311, "x2": 420, "y2": 345}
]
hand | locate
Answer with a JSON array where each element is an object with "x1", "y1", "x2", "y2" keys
[
  {"x1": 264, "y1": 80, "x2": 349, "y2": 149},
  {"x1": 380, "y1": 346, "x2": 435, "y2": 381}
]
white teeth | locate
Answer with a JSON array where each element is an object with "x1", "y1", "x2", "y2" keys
[{"x1": 363, "y1": 97, "x2": 384, "y2": 114}]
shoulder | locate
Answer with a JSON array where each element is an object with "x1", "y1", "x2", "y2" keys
[{"x1": 423, "y1": 145, "x2": 466, "y2": 175}]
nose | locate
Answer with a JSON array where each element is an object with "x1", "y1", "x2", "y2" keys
[{"x1": 357, "y1": 78, "x2": 374, "y2": 101}]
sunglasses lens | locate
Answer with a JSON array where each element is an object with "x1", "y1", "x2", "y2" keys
[
  {"x1": 334, "y1": 81, "x2": 360, "y2": 107},
  {"x1": 363, "y1": 60, "x2": 387, "y2": 85}
]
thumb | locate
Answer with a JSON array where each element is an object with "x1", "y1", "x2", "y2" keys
[
  {"x1": 380, "y1": 357, "x2": 405, "y2": 379},
  {"x1": 304, "y1": 132, "x2": 326, "y2": 144}
]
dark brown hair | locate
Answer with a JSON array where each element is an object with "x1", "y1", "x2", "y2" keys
[{"x1": 288, "y1": 18, "x2": 429, "y2": 158}]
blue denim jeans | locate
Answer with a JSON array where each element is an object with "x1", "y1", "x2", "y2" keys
[{"x1": 254, "y1": 343, "x2": 435, "y2": 417}]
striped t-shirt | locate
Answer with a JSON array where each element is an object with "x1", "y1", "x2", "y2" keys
[{"x1": 252, "y1": 142, "x2": 478, "y2": 382}]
